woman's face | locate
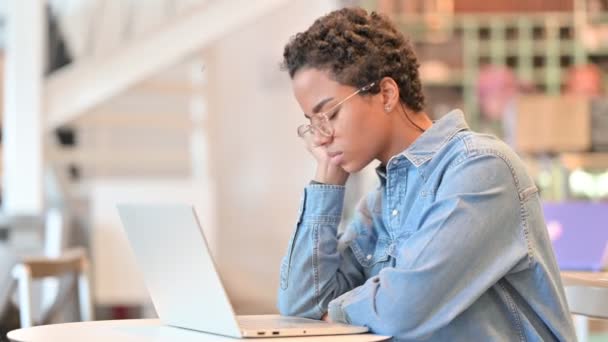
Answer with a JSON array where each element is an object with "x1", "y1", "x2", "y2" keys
[{"x1": 291, "y1": 68, "x2": 390, "y2": 173}]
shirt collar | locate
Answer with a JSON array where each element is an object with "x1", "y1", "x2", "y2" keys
[
  {"x1": 401, "y1": 109, "x2": 469, "y2": 167},
  {"x1": 375, "y1": 109, "x2": 469, "y2": 182}
]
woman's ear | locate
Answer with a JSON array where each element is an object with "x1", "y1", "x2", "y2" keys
[{"x1": 379, "y1": 77, "x2": 400, "y2": 113}]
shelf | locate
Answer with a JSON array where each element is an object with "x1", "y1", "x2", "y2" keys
[
  {"x1": 560, "y1": 152, "x2": 608, "y2": 171},
  {"x1": 393, "y1": 12, "x2": 578, "y2": 29},
  {"x1": 586, "y1": 48, "x2": 608, "y2": 57},
  {"x1": 476, "y1": 41, "x2": 578, "y2": 56},
  {"x1": 418, "y1": 70, "x2": 566, "y2": 88},
  {"x1": 421, "y1": 76, "x2": 465, "y2": 87}
]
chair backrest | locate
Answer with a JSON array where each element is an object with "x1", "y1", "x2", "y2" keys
[
  {"x1": 565, "y1": 285, "x2": 608, "y2": 319},
  {"x1": 12, "y1": 247, "x2": 93, "y2": 328}
]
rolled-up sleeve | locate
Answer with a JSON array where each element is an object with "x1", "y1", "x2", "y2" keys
[{"x1": 328, "y1": 154, "x2": 530, "y2": 339}]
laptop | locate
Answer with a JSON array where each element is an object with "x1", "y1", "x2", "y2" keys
[
  {"x1": 544, "y1": 202, "x2": 608, "y2": 271},
  {"x1": 116, "y1": 203, "x2": 369, "y2": 338}
]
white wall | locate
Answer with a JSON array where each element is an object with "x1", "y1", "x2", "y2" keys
[
  {"x1": 2, "y1": 1, "x2": 45, "y2": 215},
  {"x1": 206, "y1": 0, "x2": 338, "y2": 313}
]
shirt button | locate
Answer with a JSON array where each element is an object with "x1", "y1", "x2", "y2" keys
[
  {"x1": 392, "y1": 209, "x2": 398, "y2": 216},
  {"x1": 366, "y1": 254, "x2": 372, "y2": 260}
]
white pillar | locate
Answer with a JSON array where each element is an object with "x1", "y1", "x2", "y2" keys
[
  {"x1": 3, "y1": 1, "x2": 46, "y2": 215},
  {"x1": 188, "y1": 57, "x2": 217, "y2": 252}
]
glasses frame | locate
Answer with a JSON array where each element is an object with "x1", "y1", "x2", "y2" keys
[{"x1": 297, "y1": 81, "x2": 376, "y2": 138}]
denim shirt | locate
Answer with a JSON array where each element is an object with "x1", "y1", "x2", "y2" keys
[{"x1": 277, "y1": 110, "x2": 576, "y2": 341}]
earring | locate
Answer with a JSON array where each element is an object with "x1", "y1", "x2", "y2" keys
[{"x1": 385, "y1": 106, "x2": 391, "y2": 112}]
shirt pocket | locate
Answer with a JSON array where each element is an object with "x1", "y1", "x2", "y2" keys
[{"x1": 349, "y1": 237, "x2": 392, "y2": 268}]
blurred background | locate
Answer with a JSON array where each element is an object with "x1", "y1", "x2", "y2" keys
[{"x1": 0, "y1": 0, "x2": 607, "y2": 341}]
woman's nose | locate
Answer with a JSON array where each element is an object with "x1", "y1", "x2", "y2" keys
[{"x1": 312, "y1": 132, "x2": 332, "y2": 146}]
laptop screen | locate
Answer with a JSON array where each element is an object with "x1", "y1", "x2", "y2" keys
[{"x1": 543, "y1": 202, "x2": 608, "y2": 271}]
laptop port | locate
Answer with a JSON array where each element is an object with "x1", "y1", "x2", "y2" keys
[
  {"x1": 257, "y1": 332, "x2": 266, "y2": 336},
  {"x1": 272, "y1": 331, "x2": 280, "y2": 335}
]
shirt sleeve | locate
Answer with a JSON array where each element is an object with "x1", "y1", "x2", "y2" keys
[
  {"x1": 327, "y1": 153, "x2": 531, "y2": 339},
  {"x1": 277, "y1": 183, "x2": 368, "y2": 319}
]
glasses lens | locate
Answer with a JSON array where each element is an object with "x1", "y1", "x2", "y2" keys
[
  {"x1": 311, "y1": 115, "x2": 333, "y2": 137},
  {"x1": 297, "y1": 124, "x2": 312, "y2": 137}
]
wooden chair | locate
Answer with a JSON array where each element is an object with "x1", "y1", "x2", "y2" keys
[
  {"x1": 562, "y1": 272, "x2": 608, "y2": 342},
  {"x1": 11, "y1": 247, "x2": 93, "y2": 328},
  {"x1": 566, "y1": 285, "x2": 608, "y2": 318}
]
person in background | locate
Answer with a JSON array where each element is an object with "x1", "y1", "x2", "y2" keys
[
  {"x1": 277, "y1": 7, "x2": 576, "y2": 341},
  {"x1": 477, "y1": 65, "x2": 519, "y2": 145},
  {"x1": 477, "y1": 65, "x2": 537, "y2": 147},
  {"x1": 564, "y1": 63, "x2": 603, "y2": 97}
]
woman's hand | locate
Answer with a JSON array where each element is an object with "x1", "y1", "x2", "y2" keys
[{"x1": 304, "y1": 137, "x2": 349, "y2": 186}]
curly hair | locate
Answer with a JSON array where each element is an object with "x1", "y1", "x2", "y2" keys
[{"x1": 281, "y1": 7, "x2": 425, "y2": 112}]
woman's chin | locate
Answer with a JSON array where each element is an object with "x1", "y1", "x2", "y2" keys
[{"x1": 341, "y1": 161, "x2": 364, "y2": 174}]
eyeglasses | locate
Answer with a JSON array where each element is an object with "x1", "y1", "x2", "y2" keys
[{"x1": 297, "y1": 81, "x2": 376, "y2": 139}]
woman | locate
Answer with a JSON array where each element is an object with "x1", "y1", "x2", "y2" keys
[{"x1": 277, "y1": 7, "x2": 575, "y2": 341}]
